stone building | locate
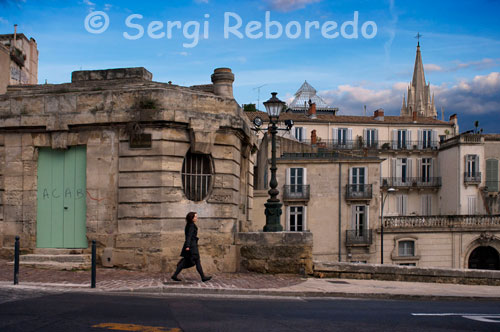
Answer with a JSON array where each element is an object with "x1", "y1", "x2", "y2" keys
[
  {"x1": 0, "y1": 28, "x2": 39, "y2": 94},
  {"x1": 249, "y1": 43, "x2": 500, "y2": 270},
  {"x1": 0, "y1": 66, "x2": 257, "y2": 272}
]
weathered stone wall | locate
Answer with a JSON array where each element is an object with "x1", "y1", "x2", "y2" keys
[
  {"x1": 314, "y1": 261, "x2": 500, "y2": 285},
  {"x1": 236, "y1": 232, "x2": 313, "y2": 274},
  {"x1": 0, "y1": 67, "x2": 256, "y2": 272}
]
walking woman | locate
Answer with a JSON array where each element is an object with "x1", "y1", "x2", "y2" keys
[{"x1": 171, "y1": 212, "x2": 212, "y2": 282}]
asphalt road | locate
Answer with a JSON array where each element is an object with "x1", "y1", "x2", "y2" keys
[{"x1": 1, "y1": 289, "x2": 499, "y2": 331}]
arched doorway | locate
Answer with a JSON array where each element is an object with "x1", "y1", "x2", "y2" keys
[{"x1": 468, "y1": 246, "x2": 500, "y2": 270}]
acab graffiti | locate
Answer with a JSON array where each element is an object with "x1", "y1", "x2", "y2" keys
[{"x1": 40, "y1": 188, "x2": 85, "y2": 200}]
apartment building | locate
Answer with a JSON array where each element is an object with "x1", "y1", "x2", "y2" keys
[{"x1": 249, "y1": 44, "x2": 500, "y2": 270}]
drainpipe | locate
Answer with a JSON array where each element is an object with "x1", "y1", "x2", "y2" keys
[{"x1": 338, "y1": 162, "x2": 342, "y2": 261}]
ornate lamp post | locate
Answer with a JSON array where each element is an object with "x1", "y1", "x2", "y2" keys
[
  {"x1": 380, "y1": 187, "x2": 397, "y2": 264},
  {"x1": 263, "y1": 92, "x2": 286, "y2": 232}
]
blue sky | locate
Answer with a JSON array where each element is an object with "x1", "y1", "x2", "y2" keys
[{"x1": 1, "y1": 0, "x2": 499, "y2": 132}]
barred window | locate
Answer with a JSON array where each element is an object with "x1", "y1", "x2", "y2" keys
[
  {"x1": 398, "y1": 240, "x2": 415, "y2": 257},
  {"x1": 181, "y1": 151, "x2": 213, "y2": 201}
]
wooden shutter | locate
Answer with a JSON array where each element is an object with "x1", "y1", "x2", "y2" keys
[
  {"x1": 332, "y1": 128, "x2": 338, "y2": 144},
  {"x1": 392, "y1": 130, "x2": 397, "y2": 149},
  {"x1": 417, "y1": 130, "x2": 423, "y2": 149},
  {"x1": 431, "y1": 130, "x2": 438, "y2": 148},
  {"x1": 407, "y1": 130, "x2": 412, "y2": 149}
]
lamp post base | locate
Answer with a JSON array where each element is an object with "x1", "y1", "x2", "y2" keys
[{"x1": 263, "y1": 200, "x2": 283, "y2": 232}]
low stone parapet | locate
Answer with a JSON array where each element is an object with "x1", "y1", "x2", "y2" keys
[
  {"x1": 314, "y1": 261, "x2": 500, "y2": 285},
  {"x1": 236, "y1": 232, "x2": 313, "y2": 275}
]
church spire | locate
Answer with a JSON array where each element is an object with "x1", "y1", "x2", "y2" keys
[{"x1": 400, "y1": 37, "x2": 437, "y2": 118}]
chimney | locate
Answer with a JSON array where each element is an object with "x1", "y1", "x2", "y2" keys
[
  {"x1": 374, "y1": 108, "x2": 384, "y2": 121},
  {"x1": 211, "y1": 67, "x2": 234, "y2": 99},
  {"x1": 308, "y1": 102, "x2": 317, "y2": 119},
  {"x1": 412, "y1": 111, "x2": 417, "y2": 122}
]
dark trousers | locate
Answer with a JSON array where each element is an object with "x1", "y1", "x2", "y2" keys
[{"x1": 173, "y1": 256, "x2": 205, "y2": 278}]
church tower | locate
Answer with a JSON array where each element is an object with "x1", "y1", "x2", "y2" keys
[{"x1": 400, "y1": 41, "x2": 437, "y2": 118}]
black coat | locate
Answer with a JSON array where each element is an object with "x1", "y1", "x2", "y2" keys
[{"x1": 180, "y1": 222, "x2": 199, "y2": 259}]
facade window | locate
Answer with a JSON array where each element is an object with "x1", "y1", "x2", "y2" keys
[
  {"x1": 397, "y1": 195, "x2": 408, "y2": 216},
  {"x1": 181, "y1": 151, "x2": 213, "y2": 201},
  {"x1": 289, "y1": 167, "x2": 304, "y2": 193},
  {"x1": 466, "y1": 155, "x2": 479, "y2": 177},
  {"x1": 486, "y1": 159, "x2": 498, "y2": 191},
  {"x1": 394, "y1": 158, "x2": 411, "y2": 184},
  {"x1": 399, "y1": 263, "x2": 416, "y2": 266},
  {"x1": 468, "y1": 196, "x2": 477, "y2": 215},
  {"x1": 398, "y1": 240, "x2": 415, "y2": 257},
  {"x1": 421, "y1": 129, "x2": 432, "y2": 149},
  {"x1": 365, "y1": 128, "x2": 378, "y2": 148},
  {"x1": 350, "y1": 167, "x2": 366, "y2": 192},
  {"x1": 398, "y1": 129, "x2": 407, "y2": 149},
  {"x1": 421, "y1": 195, "x2": 432, "y2": 216},
  {"x1": 288, "y1": 206, "x2": 305, "y2": 231},
  {"x1": 333, "y1": 128, "x2": 352, "y2": 147},
  {"x1": 353, "y1": 205, "x2": 368, "y2": 236},
  {"x1": 421, "y1": 158, "x2": 432, "y2": 182},
  {"x1": 294, "y1": 127, "x2": 305, "y2": 142}
]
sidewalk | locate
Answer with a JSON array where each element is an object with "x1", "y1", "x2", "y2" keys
[{"x1": 1, "y1": 259, "x2": 499, "y2": 300}]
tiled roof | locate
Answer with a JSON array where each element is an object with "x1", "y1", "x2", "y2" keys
[{"x1": 244, "y1": 111, "x2": 453, "y2": 126}]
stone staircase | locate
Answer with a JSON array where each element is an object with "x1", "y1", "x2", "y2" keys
[{"x1": 18, "y1": 249, "x2": 91, "y2": 270}]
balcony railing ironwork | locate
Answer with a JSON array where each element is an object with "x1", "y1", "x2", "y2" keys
[
  {"x1": 346, "y1": 184, "x2": 373, "y2": 200},
  {"x1": 380, "y1": 177, "x2": 442, "y2": 188},
  {"x1": 464, "y1": 172, "x2": 481, "y2": 184},
  {"x1": 345, "y1": 229, "x2": 373, "y2": 246},
  {"x1": 383, "y1": 215, "x2": 500, "y2": 229},
  {"x1": 282, "y1": 184, "x2": 310, "y2": 201},
  {"x1": 302, "y1": 139, "x2": 439, "y2": 151}
]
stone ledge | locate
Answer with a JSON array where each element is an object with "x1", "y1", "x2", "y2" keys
[
  {"x1": 314, "y1": 261, "x2": 500, "y2": 285},
  {"x1": 72, "y1": 67, "x2": 152, "y2": 82}
]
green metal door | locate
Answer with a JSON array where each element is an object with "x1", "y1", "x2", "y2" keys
[{"x1": 36, "y1": 146, "x2": 87, "y2": 248}]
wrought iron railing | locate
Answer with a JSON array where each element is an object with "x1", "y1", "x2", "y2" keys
[
  {"x1": 383, "y1": 215, "x2": 500, "y2": 229},
  {"x1": 346, "y1": 184, "x2": 373, "y2": 200},
  {"x1": 464, "y1": 172, "x2": 481, "y2": 184},
  {"x1": 302, "y1": 139, "x2": 439, "y2": 151},
  {"x1": 282, "y1": 185, "x2": 310, "y2": 200},
  {"x1": 346, "y1": 229, "x2": 373, "y2": 245},
  {"x1": 380, "y1": 177, "x2": 442, "y2": 188}
]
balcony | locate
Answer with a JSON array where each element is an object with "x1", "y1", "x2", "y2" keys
[
  {"x1": 383, "y1": 215, "x2": 500, "y2": 230},
  {"x1": 381, "y1": 177, "x2": 442, "y2": 189},
  {"x1": 345, "y1": 229, "x2": 373, "y2": 246},
  {"x1": 302, "y1": 139, "x2": 439, "y2": 152},
  {"x1": 346, "y1": 184, "x2": 373, "y2": 200},
  {"x1": 464, "y1": 172, "x2": 481, "y2": 184},
  {"x1": 282, "y1": 185, "x2": 310, "y2": 201}
]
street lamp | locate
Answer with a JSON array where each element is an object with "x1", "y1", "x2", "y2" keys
[
  {"x1": 380, "y1": 187, "x2": 397, "y2": 264},
  {"x1": 263, "y1": 92, "x2": 286, "y2": 232}
]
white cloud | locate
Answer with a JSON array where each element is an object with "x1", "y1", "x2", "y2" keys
[
  {"x1": 317, "y1": 72, "x2": 500, "y2": 117},
  {"x1": 436, "y1": 72, "x2": 500, "y2": 115},
  {"x1": 194, "y1": 0, "x2": 209, "y2": 3},
  {"x1": 424, "y1": 64, "x2": 443, "y2": 72},
  {"x1": 266, "y1": 0, "x2": 321, "y2": 13},
  {"x1": 384, "y1": 0, "x2": 398, "y2": 64},
  {"x1": 319, "y1": 82, "x2": 406, "y2": 115},
  {"x1": 0, "y1": 17, "x2": 8, "y2": 25},
  {"x1": 104, "y1": 3, "x2": 112, "y2": 11},
  {"x1": 82, "y1": 0, "x2": 95, "y2": 6}
]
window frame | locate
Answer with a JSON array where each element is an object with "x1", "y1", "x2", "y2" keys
[
  {"x1": 287, "y1": 205, "x2": 306, "y2": 232},
  {"x1": 181, "y1": 151, "x2": 214, "y2": 202}
]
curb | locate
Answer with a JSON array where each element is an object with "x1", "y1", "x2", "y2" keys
[{"x1": 2, "y1": 282, "x2": 500, "y2": 302}]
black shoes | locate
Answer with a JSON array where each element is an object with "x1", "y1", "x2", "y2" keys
[
  {"x1": 171, "y1": 275, "x2": 181, "y2": 282},
  {"x1": 201, "y1": 276, "x2": 212, "y2": 282}
]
